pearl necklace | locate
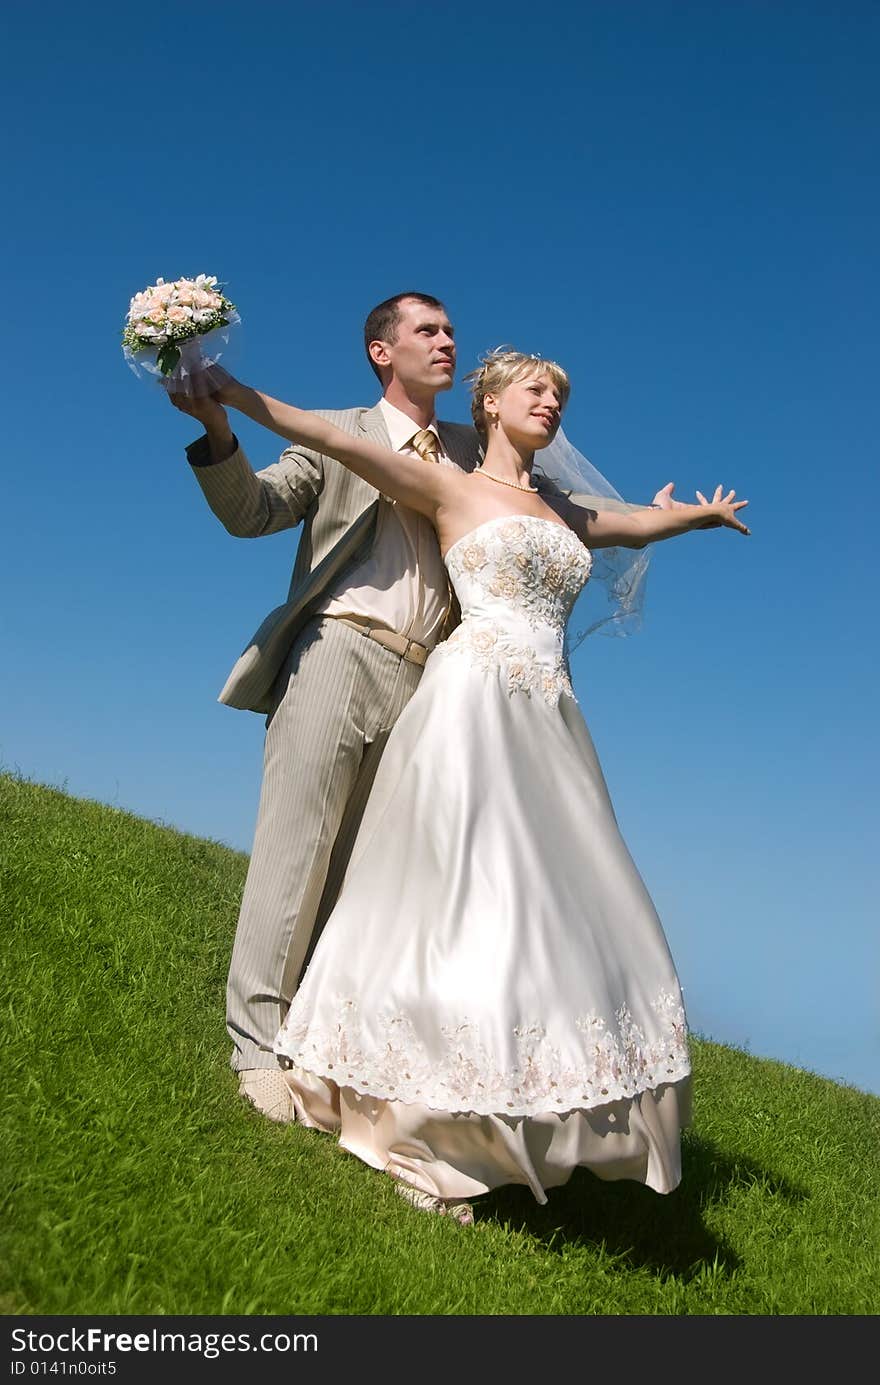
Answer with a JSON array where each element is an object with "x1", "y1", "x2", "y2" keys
[{"x1": 474, "y1": 467, "x2": 538, "y2": 493}]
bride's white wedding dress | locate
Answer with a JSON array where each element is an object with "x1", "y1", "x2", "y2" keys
[{"x1": 274, "y1": 514, "x2": 692, "y2": 1202}]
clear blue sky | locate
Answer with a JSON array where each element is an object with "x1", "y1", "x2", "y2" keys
[{"x1": 2, "y1": 1, "x2": 877, "y2": 1097}]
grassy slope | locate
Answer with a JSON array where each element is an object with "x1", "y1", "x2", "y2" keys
[{"x1": 1, "y1": 773, "x2": 877, "y2": 1316}]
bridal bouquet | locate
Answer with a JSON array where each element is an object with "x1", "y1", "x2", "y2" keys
[{"x1": 122, "y1": 274, "x2": 240, "y2": 396}]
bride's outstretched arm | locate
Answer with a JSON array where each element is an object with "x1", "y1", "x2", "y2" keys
[
  {"x1": 215, "y1": 376, "x2": 454, "y2": 520},
  {"x1": 560, "y1": 485, "x2": 750, "y2": 548}
]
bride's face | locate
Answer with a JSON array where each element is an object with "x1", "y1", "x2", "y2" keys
[{"x1": 487, "y1": 372, "x2": 563, "y2": 450}]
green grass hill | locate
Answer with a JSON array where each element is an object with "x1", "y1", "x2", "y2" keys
[{"x1": 1, "y1": 772, "x2": 877, "y2": 1315}]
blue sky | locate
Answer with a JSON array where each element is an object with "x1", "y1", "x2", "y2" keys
[{"x1": 2, "y1": 1, "x2": 877, "y2": 1097}]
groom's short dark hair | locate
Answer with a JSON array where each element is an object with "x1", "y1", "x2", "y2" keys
[{"x1": 364, "y1": 292, "x2": 445, "y2": 382}]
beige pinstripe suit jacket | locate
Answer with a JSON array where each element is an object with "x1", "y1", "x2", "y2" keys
[{"x1": 187, "y1": 403, "x2": 482, "y2": 715}]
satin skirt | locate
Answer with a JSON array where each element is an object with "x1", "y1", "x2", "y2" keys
[{"x1": 274, "y1": 635, "x2": 692, "y2": 1201}]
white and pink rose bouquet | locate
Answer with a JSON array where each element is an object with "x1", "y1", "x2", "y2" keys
[{"x1": 122, "y1": 274, "x2": 240, "y2": 396}]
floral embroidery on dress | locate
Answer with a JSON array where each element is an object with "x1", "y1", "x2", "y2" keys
[
  {"x1": 445, "y1": 515, "x2": 592, "y2": 640},
  {"x1": 457, "y1": 542, "x2": 489, "y2": 573},
  {"x1": 439, "y1": 621, "x2": 574, "y2": 706},
  {"x1": 437, "y1": 515, "x2": 592, "y2": 706},
  {"x1": 278, "y1": 989, "x2": 690, "y2": 1117}
]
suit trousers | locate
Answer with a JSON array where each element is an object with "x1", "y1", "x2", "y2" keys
[{"x1": 226, "y1": 616, "x2": 424, "y2": 1070}]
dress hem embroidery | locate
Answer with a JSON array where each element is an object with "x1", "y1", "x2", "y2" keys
[{"x1": 275, "y1": 991, "x2": 690, "y2": 1117}]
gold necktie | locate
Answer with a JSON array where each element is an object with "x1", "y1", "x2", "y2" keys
[{"x1": 410, "y1": 428, "x2": 440, "y2": 463}]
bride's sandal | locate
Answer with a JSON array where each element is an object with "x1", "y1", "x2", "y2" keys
[{"x1": 393, "y1": 1179, "x2": 474, "y2": 1226}]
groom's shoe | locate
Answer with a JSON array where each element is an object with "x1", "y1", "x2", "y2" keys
[{"x1": 238, "y1": 1068, "x2": 296, "y2": 1124}]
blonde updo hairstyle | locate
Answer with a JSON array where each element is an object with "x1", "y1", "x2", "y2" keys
[{"x1": 464, "y1": 348, "x2": 571, "y2": 443}]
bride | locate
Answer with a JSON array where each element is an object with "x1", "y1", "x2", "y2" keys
[{"x1": 213, "y1": 351, "x2": 749, "y2": 1225}]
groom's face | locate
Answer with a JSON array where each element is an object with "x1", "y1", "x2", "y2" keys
[{"x1": 379, "y1": 298, "x2": 456, "y2": 396}]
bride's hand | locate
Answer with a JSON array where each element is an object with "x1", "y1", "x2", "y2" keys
[
  {"x1": 168, "y1": 366, "x2": 238, "y2": 421},
  {"x1": 202, "y1": 365, "x2": 238, "y2": 405},
  {"x1": 694, "y1": 485, "x2": 750, "y2": 535},
  {"x1": 167, "y1": 389, "x2": 228, "y2": 429}
]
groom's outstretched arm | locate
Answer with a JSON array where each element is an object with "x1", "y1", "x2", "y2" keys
[
  {"x1": 171, "y1": 393, "x2": 324, "y2": 538},
  {"x1": 536, "y1": 472, "x2": 683, "y2": 515},
  {"x1": 570, "y1": 482, "x2": 701, "y2": 515}
]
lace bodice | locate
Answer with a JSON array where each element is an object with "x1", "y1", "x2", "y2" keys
[{"x1": 436, "y1": 515, "x2": 593, "y2": 706}]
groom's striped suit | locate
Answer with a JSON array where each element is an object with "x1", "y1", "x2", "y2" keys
[{"x1": 187, "y1": 404, "x2": 481, "y2": 1071}]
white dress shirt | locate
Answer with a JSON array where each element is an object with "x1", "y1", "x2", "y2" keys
[{"x1": 316, "y1": 398, "x2": 459, "y2": 649}]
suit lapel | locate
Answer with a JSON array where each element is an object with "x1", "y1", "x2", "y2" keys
[
  {"x1": 438, "y1": 422, "x2": 480, "y2": 473},
  {"x1": 321, "y1": 402, "x2": 390, "y2": 521},
  {"x1": 359, "y1": 402, "x2": 393, "y2": 449}
]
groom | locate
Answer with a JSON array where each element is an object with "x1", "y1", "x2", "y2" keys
[{"x1": 172, "y1": 290, "x2": 677, "y2": 1123}]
